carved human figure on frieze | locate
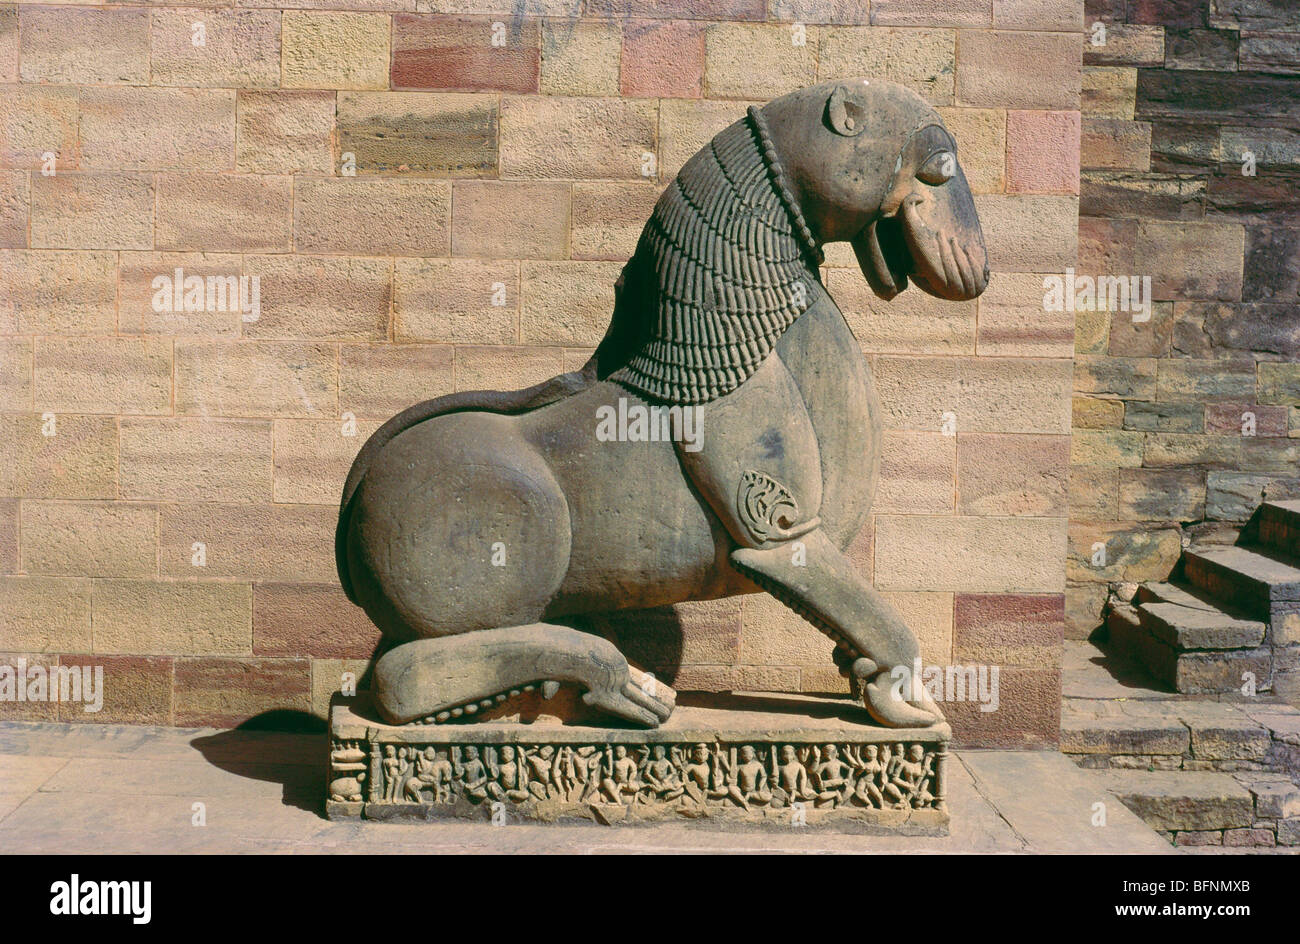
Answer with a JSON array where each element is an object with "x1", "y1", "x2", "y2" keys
[{"x1": 336, "y1": 79, "x2": 989, "y2": 730}]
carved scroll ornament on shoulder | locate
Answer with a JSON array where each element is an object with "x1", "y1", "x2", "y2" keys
[{"x1": 736, "y1": 470, "x2": 821, "y2": 544}]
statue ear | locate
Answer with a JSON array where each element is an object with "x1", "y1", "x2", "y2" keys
[{"x1": 827, "y1": 84, "x2": 869, "y2": 137}]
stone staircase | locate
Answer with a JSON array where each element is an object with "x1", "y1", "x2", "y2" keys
[
  {"x1": 1061, "y1": 640, "x2": 1300, "y2": 849},
  {"x1": 1063, "y1": 502, "x2": 1300, "y2": 849},
  {"x1": 1107, "y1": 499, "x2": 1300, "y2": 699}
]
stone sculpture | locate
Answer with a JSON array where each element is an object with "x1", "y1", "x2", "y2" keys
[
  {"x1": 335, "y1": 78, "x2": 989, "y2": 731},
  {"x1": 326, "y1": 700, "x2": 949, "y2": 829}
]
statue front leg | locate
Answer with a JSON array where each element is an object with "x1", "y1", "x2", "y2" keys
[{"x1": 730, "y1": 529, "x2": 942, "y2": 728}]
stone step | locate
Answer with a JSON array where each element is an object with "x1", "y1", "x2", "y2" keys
[
  {"x1": 1136, "y1": 579, "x2": 1251, "y2": 618},
  {"x1": 1098, "y1": 770, "x2": 1255, "y2": 834},
  {"x1": 1137, "y1": 601, "x2": 1266, "y2": 651},
  {"x1": 1255, "y1": 500, "x2": 1300, "y2": 558},
  {"x1": 1107, "y1": 602, "x2": 1271, "y2": 694},
  {"x1": 1183, "y1": 544, "x2": 1300, "y2": 621},
  {"x1": 1061, "y1": 697, "x2": 1271, "y2": 767}
]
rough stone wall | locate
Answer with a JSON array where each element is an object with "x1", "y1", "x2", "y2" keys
[
  {"x1": 0, "y1": 0, "x2": 1080, "y2": 748},
  {"x1": 1070, "y1": 0, "x2": 1300, "y2": 637}
]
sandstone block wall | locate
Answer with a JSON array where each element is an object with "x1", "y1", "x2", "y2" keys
[
  {"x1": 0, "y1": 0, "x2": 1081, "y2": 748},
  {"x1": 1070, "y1": 0, "x2": 1300, "y2": 638}
]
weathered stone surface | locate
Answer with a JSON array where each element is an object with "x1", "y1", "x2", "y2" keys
[
  {"x1": 254, "y1": 584, "x2": 385, "y2": 660},
  {"x1": 1138, "y1": 69, "x2": 1300, "y2": 125},
  {"x1": 1007, "y1": 110, "x2": 1080, "y2": 193},
  {"x1": 1176, "y1": 701, "x2": 1270, "y2": 761},
  {"x1": 33, "y1": 337, "x2": 171, "y2": 416},
  {"x1": 1073, "y1": 397, "x2": 1125, "y2": 429},
  {"x1": 243, "y1": 255, "x2": 390, "y2": 341},
  {"x1": 337, "y1": 92, "x2": 499, "y2": 177},
  {"x1": 0, "y1": 86, "x2": 78, "y2": 170},
  {"x1": 1060, "y1": 699, "x2": 1189, "y2": 756},
  {"x1": 1081, "y1": 118, "x2": 1152, "y2": 171},
  {"x1": 120, "y1": 418, "x2": 272, "y2": 503},
  {"x1": 236, "y1": 91, "x2": 335, "y2": 176},
  {"x1": 19, "y1": 7, "x2": 149, "y2": 85},
  {"x1": 1144, "y1": 603, "x2": 1263, "y2": 655},
  {"x1": 1103, "y1": 770, "x2": 1254, "y2": 831},
  {"x1": 1067, "y1": 521, "x2": 1182, "y2": 583},
  {"x1": 1119, "y1": 467, "x2": 1206, "y2": 521},
  {"x1": 92, "y1": 580, "x2": 253, "y2": 656},
  {"x1": 541, "y1": 18, "x2": 621, "y2": 96},
  {"x1": 57, "y1": 655, "x2": 173, "y2": 726},
  {"x1": 620, "y1": 18, "x2": 704, "y2": 98},
  {"x1": 175, "y1": 341, "x2": 337, "y2": 418},
  {"x1": 157, "y1": 174, "x2": 292, "y2": 253},
  {"x1": 1250, "y1": 780, "x2": 1300, "y2": 820},
  {"x1": 1165, "y1": 27, "x2": 1239, "y2": 71},
  {"x1": 1259, "y1": 362, "x2": 1300, "y2": 406},
  {"x1": 1134, "y1": 221, "x2": 1246, "y2": 301},
  {"x1": 282, "y1": 11, "x2": 390, "y2": 90},
  {"x1": 1184, "y1": 545, "x2": 1300, "y2": 614},
  {"x1": 391, "y1": 14, "x2": 540, "y2": 93},
  {"x1": 972, "y1": 195, "x2": 1079, "y2": 271},
  {"x1": 819, "y1": 27, "x2": 955, "y2": 105},
  {"x1": 1080, "y1": 169, "x2": 1205, "y2": 220},
  {"x1": 159, "y1": 503, "x2": 335, "y2": 583},
  {"x1": 0, "y1": 577, "x2": 92, "y2": 651},
  {"x1": 20, "y1": 502, "x2": 157, "y2": 579},
  {"x1": 957, "y1": 433, "x2": 1069, "y2": 516},
  {"x1": 342, "y1": 344, "x2": 456, "y2": 419},
  {"x1": 294, "y1": 179, "x2": 451, "y2": 256},
  {"x1": 30, "y1": 174, "x2": 154, "y2": 251},
  {"x1": 957, "y1": 30, "x2": 1080, "y2": 108},
  {"x1": 273, "y1": 418, "x2": 382, "y2": 505},
  {"x1": 150, "y1": 9, "x2": 281, "y2": 88},
  {"x1": 394, "y1": 259, "x2": 518, "y2": 344},
  {"x1": 451, "y1": 182, "x2": 570, "y2": 259},
  {"x1": 1222, "y1": 826, "x2": 1275, "y2": 847},
  {"x1": 1083, "y1": 66, "x2": 1137, "y2": 119},
  {"x1": 499, "y1": 97, "x2": 657, "y2": 181},
  {"x1": 1185, "y1": 301, "x2": 1294, "y2": 361},
  {"x1": 571, "y1": 182, "x2": 664, "y2": 261},
  {"x1": 174, "y1": 658, "x2": 312, "y2": 728},
  {"x1": 1083, "y1": 24, "x2": 1165, "y2": 67},
  {"x1": 0, "y1": 414, "x2": 117, "y2": 500}
]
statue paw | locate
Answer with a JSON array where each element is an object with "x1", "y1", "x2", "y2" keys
[
  {"x1": 861, "y1": 669, "x2": 945, "y2": 729},
  {"x1": 583, "y1": 669, "x2": 676, "y2": 728}
]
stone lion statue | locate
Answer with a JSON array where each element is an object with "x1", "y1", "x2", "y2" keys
[{"x1": 336, "y1": 79, "x2": 989, "y2": 730}]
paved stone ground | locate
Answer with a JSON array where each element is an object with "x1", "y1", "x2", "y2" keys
[{"x1": 0, "y1": 719, "x2": 1175, "y2": 854}]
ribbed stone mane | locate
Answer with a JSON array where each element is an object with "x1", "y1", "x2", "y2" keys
[{"x1": 600, "y1": 114, "x2": 820, "y2": 405}]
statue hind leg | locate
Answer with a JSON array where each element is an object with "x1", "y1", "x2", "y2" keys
[
  {"x1": 348, "y1": 413, "x2": 675, "y2": 728},
  {"x1": 374, "y1": 624, "x2": 676, "y2": 727}
]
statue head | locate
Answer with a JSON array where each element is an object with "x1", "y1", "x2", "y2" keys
[{"x1": 759, "y1": 78, "x2": 989, "y2": 302}]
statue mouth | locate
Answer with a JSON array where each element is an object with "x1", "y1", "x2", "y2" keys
[
  {"x1": 852, "y1": 215, "x2": 912, "y2": 301},
  {"x1": 851, "y1": 198, "x2": 989, "y2": 302}
]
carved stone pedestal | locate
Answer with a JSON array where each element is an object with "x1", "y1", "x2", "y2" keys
[{"x1": 328, "y1": 692, "x2": 950, "y2": 834}]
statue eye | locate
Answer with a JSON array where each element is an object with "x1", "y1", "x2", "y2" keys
[{"x1": 917, "y1": 151, "x2": 956, "y2": 185}]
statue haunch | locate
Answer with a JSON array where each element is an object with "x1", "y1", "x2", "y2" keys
[{"x1": 336, "y1": 79, "x2": 990, "y2": 730}]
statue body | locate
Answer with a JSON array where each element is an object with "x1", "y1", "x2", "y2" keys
[{"x1": 338, "y1": 79, "x2": 989, "y2": 729}]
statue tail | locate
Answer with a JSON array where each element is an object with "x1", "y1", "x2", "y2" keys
[{"x1": 335, "y1": 364, "x2": 596, "y2": 604}]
